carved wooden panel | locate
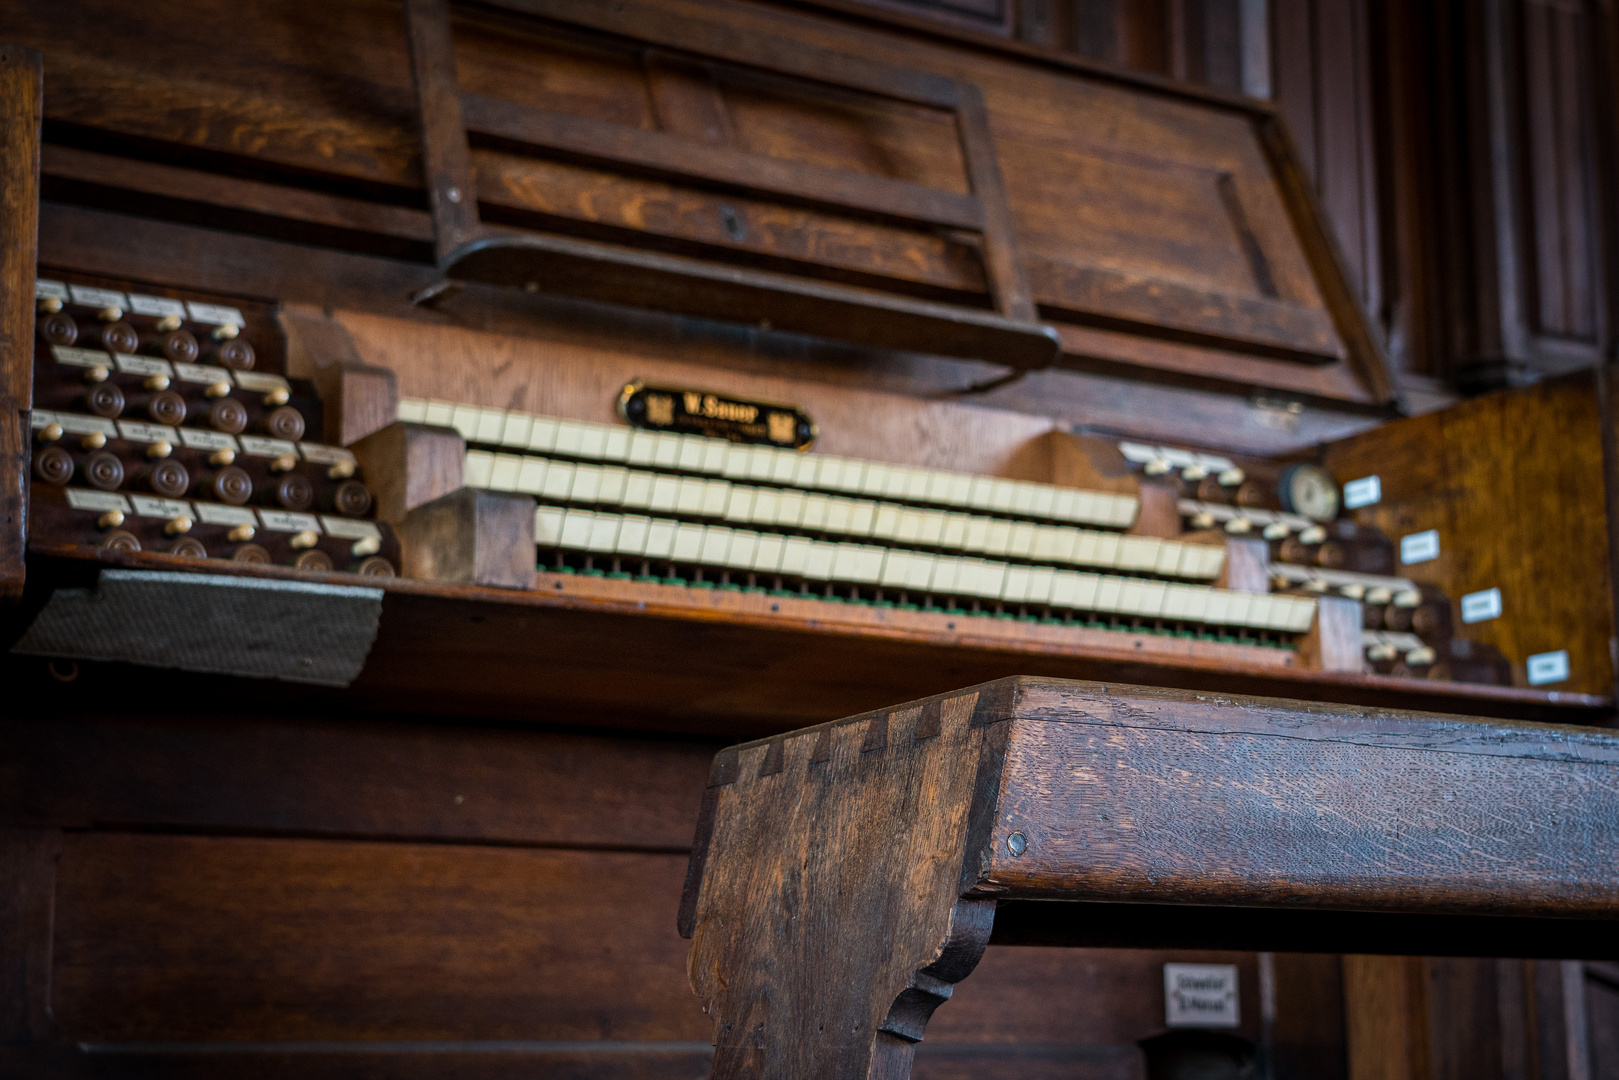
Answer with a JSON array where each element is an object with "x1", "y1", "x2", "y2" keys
[{"x1": 7, "y1": 0, "x2": 1391, "y2": 404}]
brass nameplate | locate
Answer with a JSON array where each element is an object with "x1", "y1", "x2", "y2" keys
[{"x1": 619, "y1": 382, "x2": 816, "y2": 449}]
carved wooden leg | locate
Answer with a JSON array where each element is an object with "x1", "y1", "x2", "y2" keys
[{"x1": 679, "y1": 687, "x2": 1012, "y2": 1080}]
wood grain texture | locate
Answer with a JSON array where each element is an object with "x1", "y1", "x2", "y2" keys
[
  {"x1": 0, "y1": 45, "x2": 41, "y2": 602},
  {"x1": 0, "y1": 712, "x2": 714, "y2": 850},
  {"x1": 1343, "y1": 956, "x2": 1426, "y2": 1080},
  {"x1": 52, "y1": 832, "x2": 707, "y2": 1042},
  {"x1": 5, "y1": 0, "x2": 1390, "y2": 400},
  {"x1": 37, "y1": 201, "x2": 1391, "y2": 460},
  {"x1": 397, "y1": 486, "x2": 537, "y2": 589},
  {"x1": 984, "y1": 679, "x2": 1619, "y2": 916},
  {"x1": 281, "y1": 304, "x2": 401, "y2": 447},
  {"x1": 403, "y1": 0, "x2": 483, "y2": 259},
  {"x1": 1299, "y1": 594, "x2": 1365, "y2": 674},
  {"x1": 1324, "y1": 374, "x2": 1615, "y2": 696},
  {"x1": 350, "y1": 421, "x2": 466, "y2": 525},
  {"x1": 684, "y1": 675, "x2": 1619, "y2": 1077}
]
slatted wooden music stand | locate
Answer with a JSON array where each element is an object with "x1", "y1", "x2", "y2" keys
[
  {"x1": 399, "y1": 0, "x2": 1059, "y2": 377},
  {"x1": 679, "y1": 676, "x2": 1619, "y2": 1079}
]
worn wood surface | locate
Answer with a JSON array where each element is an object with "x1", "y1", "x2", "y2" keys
[
  {"x1": 0, "y1": 46, "x2": 41, "y2": 603},
  {"x1": 397, "y1": 486, "x2": 536, "y2": 589},
  {"x1": 351, "y1": 421, "x2": 466, "y2": 526},
  {"x1": 982, "y1": 679, "x2": 1619, "y2": 916},
  {"x1": 683, "y1": 676, "x2": 1619, "y2": 1077}
]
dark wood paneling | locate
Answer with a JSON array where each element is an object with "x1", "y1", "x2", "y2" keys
[
  {"x1": 1592, "y1": 964, "x2": 1619, "y2": 1080},
  {"x1": 0, "y1": 1045, "x2": 716, "y2": 1080},
  {"x1": 1519, "y1": 0, "x2": 1603, "y2": 345},
  {"x1": 0, "y1": 827, "x2": 59, "y2": 1042},
  {"x1": 0, "y1": 713, "x2": 714, "y2": 849},
  {"x1": 52, "y1": 833, "x2": 708, "y2": 1042},
  {"x1": 1271, "y1": 0, "x2": 1384, "y2": 338},
  {"x1": 1270, "y1": 954, "x2": 1347, "y2": 1080}
]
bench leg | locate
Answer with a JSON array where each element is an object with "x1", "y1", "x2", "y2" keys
[{"x1": 681, "y1": 690, "x2": 1009, "y2": 1079}]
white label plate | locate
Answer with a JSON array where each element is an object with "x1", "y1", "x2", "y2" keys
[
  {"x1": 320, "y1": 517, "x2": 381, "y2": 541},
  {"x1": 57, "y1": 413, "x2": 119, "y2": 437},
  {"x1": 35, "y1": 279, "x2": 69, "y2": 301},
  {"x1": 113, "y1": 353, "x2": 174, "y2": 378},
  {"x1": 1164, "y1": 963, "x2": 1239, "y2": 1028},
  {"x1": 1343, "y1": 475, "x2": 1381, "y2": 509},
  {"x1": 1460, "y1": 587, "x2": 1503, "y2": 624},
  {"x1": 129, "y1": 494, "x2": 191, "y2": 519},
  {"x1": 239, "y1": 435, "x2": 298, "y2": 458},
  {"x1": 51, "y1": 345, "x2": 112, "y2": 369},
  {"x1": 178, "y1": 428, "x2": 239, "y2": 452},
  {"x1": 65, "y1": 489, "x2": 130, "y2": 513},
  {"x1": 173, "y1": 362, "x2": 233, "y2": 385},
  {"x1": 30, "y1": 410, "x2": 60, "y2": 429},
  {"x1": 128, "y1": 293, "x2": 187, "y2": 318},
  {"x1": 69, "y1": 284, "x2": 128, "y2": 309},
  {"x1": 185, "y1": 301, "x2": 245, "y2": 326},
  {"x1": 195, "y1": 502, "x2": 259, "y2": 527},
  {"x1": 1400, "y1": 529, "x2": 1440, "y2": 564},
  {"x1": 233, "y1": 371, "x2": 291, "y2": 395},
  {"x1": 258, "y1": 509, "x2": 321, "y2": 533},
  {"x1": 1118, "y1": 442, "x2": 1159, "y2": 464},
  {"x1": 116, "y1": 420, "x2": 178, "y2": 444},
  {"x1": 1527, "y1": 650, "x2": 1570, "y2": 686},
  {"x1": 299, "y1": 443, "x2": 357, "y2": 466}
]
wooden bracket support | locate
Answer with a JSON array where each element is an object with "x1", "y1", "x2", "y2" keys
[
  {"x1": 350, "y1": 421, "x2": 466, "y2": 526},
  {"x1": 1301, "y1": 593, "x2": 1366, "y2": 672},
  {"x1": 396, "y1": 486, "x2": 537, "y2": 589},
  {"x1": 280, "y1": 305, "x2": 400, "y2": 447},
  {"x1": 680, "y1": 687, "x2": 1007, "y2": 1080}
]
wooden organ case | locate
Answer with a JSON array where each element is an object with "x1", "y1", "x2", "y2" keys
[{"x1": 1, "y1": 2, "x2": 1616, "y2": 1079}]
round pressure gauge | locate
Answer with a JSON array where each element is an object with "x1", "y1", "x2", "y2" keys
[{"x1": 1278, "y1": 464, "x2": 1341, "y2": 523}]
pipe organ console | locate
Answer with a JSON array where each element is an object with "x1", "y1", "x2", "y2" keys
[
  {"x1": 28, "y1": 275, "x2": 399, "y2": 575},
  {"x1": 15, "y1": 271, "x2": 1542, "y2": 693}
]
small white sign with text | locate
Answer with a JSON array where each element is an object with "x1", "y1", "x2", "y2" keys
[
  {"x1": 1400, "y1": 529, "x2": 1440, "y2": 564},
  {"x1": 1460, "y1": 587, "x2": 1502, "y2": 624},
  {"x1": 1343, "y1": 475, "x2": 1381, "y2": 509},
  {"x1": 1164, "y1": 963, "x2": 1239, "y2": 1028},
  {"x1": 1527, "y1": 650, "x2": 1570, "y2": 686}
]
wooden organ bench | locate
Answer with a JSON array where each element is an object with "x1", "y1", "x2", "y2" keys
[{"x1": 678, "y1": 676, "x2": 1619, "y2": 1079}]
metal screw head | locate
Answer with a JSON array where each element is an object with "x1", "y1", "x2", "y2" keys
[
  {"x1": 1007, "y1": 832, "x2": 1027, "y2": 856},
  {"x1": 446, "y1": 187, "x2": 462, "y2": 203}
]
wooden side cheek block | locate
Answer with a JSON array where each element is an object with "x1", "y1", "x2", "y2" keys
[{"x1": 679, "y1": 676, "x2": 1619, "y2": 1080}]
